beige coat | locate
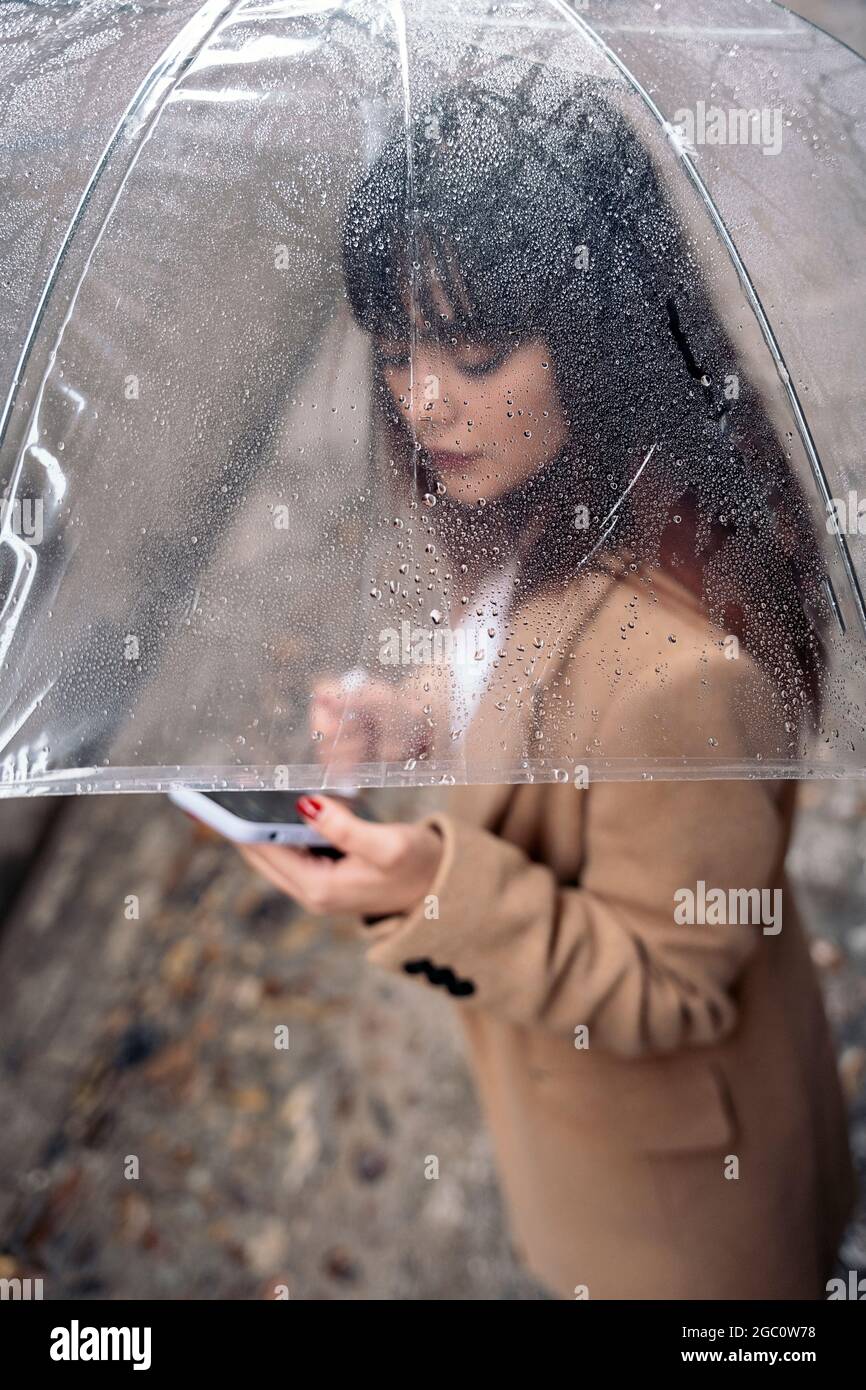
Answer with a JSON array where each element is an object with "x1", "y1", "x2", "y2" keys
[{"x1": 351, "y1": 554, "x2": 857, "y2": 1299}]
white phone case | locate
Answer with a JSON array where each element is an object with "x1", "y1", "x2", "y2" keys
[{"x1": 167, "y1": 786, "x2": 331, "y2": 846}]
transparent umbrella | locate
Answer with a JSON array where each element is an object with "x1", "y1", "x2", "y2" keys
[{"x1": 0, "y1": 0, "x2": 864, "y2": 795}]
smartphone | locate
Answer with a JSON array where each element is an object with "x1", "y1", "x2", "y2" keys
[{"x1": 167, "y1": 787, "x2": 368, "y2": 853}]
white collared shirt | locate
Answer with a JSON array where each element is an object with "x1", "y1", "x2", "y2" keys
[{"x1": 448, "y1": 561, "x2": 517, "y2": 730}]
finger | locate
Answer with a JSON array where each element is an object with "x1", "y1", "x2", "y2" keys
[
  {"x1": 311, "y1": 678, "x2": 350, "y2": 700},
  {"x1": 313, "y1": 680, "x2": 388, "y2": 717},
  {"x1": 242, "y1": 840, "x2": 374, "y2": 915},
  {"x1": 296, "y1": 794, "x2": 401, "y2": 864},
  {"x1": 236, "y1": 842, "x2": 316, "y2": 898},
  {"x1": 317, "y1": 743, "x2": 371, "y2": 771},
  {"x1": 310, "y1": 686, "x2": 377, "y2": 759},
  {"x1": 239, "y1": 834, "x2": 412, "y2": 917}
]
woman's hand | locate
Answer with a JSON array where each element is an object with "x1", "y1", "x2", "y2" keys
[
  {"x1": 309, "y1": 674, "x2": 446, "y2": 768},
  {"x1": 235, "y1": 793, "x2": 443, "y2": 919}
]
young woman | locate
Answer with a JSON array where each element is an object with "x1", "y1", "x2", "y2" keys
[{"x1": 238, "y1": 77, "x2": 856, "y2": 1299}]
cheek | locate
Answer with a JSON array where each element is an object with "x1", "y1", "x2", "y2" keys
[
  {"x1": 383, "y1": 367, "x2": 410, "y2": 407},
  {"x1": 521, "y1": 366, "x2": 561, "y2": 420},
  {"x1": 495, "y1": 366, "x2": 565, "y2": 443}
]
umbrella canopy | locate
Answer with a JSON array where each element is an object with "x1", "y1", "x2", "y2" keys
[{"x1": 0, "y1": 0, "x2": 864, "y2": 794}]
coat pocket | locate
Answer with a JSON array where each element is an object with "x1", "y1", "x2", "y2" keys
[{"x1": 525, "y1": 1036, "x2": 737, "y2": 1155}]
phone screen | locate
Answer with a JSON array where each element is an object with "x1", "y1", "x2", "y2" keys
[
  {"x1": 200, "y1": 790, "x2": 373, "y2": 826},
  {"x1": 201, "y1": 791, "x2": 312, "y2": 824}
]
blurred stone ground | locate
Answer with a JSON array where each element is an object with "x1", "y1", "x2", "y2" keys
[
  {"x1": 784, "y1": 782, "x2": 866, "y2": 1278},
  {"x1": 0, "y1": 787, "x2": 550, "y2": 1300},
  {"x1": 792, "y1": 0, "x2": 864, "y2": 55},
  {"x1": 0, "y1": 781, "x2": 864, "y2": 1301}
]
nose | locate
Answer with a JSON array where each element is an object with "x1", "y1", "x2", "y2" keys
[{"x1": 405, "y1": 349, "x2": 459, "y2": 438}]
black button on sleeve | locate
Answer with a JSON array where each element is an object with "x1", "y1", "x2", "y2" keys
[
  {"x1": 448, "y1": 977, "x2": 476, "y2": 997},
  {"x1": 402, "y1": 957, "x2": 476, "y2": 996}
]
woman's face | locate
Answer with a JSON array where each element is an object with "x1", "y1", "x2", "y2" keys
[{"x1": 376, "y1": 329, "x2": 569, "y2": 505}]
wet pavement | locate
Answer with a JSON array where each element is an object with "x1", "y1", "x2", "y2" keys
[
  {"x1": 0, "y1": 788, "x2": 549, "y2": 1299},
  {"x1": 0, "y1": 780, "x2": 863, "y2": 1300}
]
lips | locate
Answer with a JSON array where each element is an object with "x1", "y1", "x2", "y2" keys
[{"x1": 425, "y1": 449, "x2": 480, "y2": 471}]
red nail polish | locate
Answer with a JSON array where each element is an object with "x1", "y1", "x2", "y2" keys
[{"x1": 296, "y1": 795, "x2": 323, "y2": 820}]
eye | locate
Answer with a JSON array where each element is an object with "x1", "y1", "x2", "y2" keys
[{"x1": 454, "y1": 342, "x2": 515, "y2": 378}]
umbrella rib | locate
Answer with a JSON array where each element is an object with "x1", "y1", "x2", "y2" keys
[
  {"x1": 545, "y1": 0, "x2": 866, "y2": 639},
  {"x1": 0, "y1": 0, "x2": 244, "y2": 470}
]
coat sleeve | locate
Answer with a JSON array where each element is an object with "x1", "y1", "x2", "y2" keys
[{"x1": 353, "y1": 658, "x2": 790, "y2": 1058}]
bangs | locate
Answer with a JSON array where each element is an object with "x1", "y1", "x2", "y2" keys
[
  {"x1": 342, "y1": 91, "x2": 555, "y2": 347},
  {"x1": 344, "y1": 210, "x2": 533, "y2": 348}
]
